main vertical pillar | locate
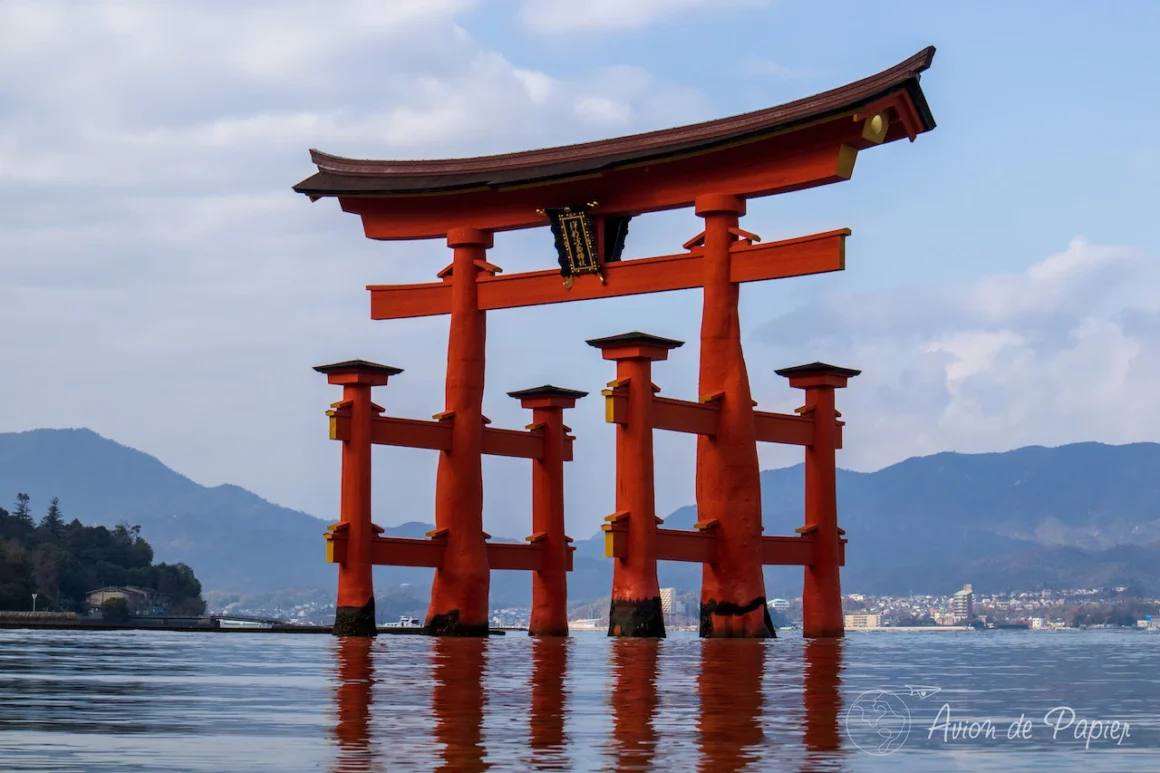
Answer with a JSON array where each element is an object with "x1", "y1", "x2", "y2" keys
[
  {"x1": 315, "y1": 360, "x2": 402, "y2": 637},
  {"x1": 509, "y1": 386, "x2": 588, "y2": 637},
  {"x1": 427, "y1": 227, "x2": 493, "y2": 636},
  {"x1": 588, "y1": 332, "x2": 683, "y2": 638},
  {"x1": 777, "y1": 363, "x2": 860, "y2": 638},
  {"x1": 694, "y1": 193, "x2": 771, "y2": 638}
]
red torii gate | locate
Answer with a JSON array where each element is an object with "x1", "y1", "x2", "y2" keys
[{"x1": 296, "y1": 47, "x2": 937, "y2": 638}]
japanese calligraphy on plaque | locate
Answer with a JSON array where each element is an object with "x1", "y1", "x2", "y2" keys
[{"x1": 545, "y1": 205, "x2": 603, "y2": 289}]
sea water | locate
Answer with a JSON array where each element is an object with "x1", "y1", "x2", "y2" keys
[{"x1": 0, "y1": 628, "x2": 1156, "y2": 772}]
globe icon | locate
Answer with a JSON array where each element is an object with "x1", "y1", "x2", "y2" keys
[{"x1": 844, "y1": 689, "x2": 911, "y2": 755}]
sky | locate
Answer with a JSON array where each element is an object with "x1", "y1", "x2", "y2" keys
[{"x1": 2, "y1": 1, "x2": 1159, "y2": 541}]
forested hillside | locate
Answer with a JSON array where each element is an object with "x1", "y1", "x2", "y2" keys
[{"x1": 0, "y1": 492, "x2": 205, "y2": 614}]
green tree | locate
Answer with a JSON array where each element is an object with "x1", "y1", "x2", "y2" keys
[
  {"x1": 40, "y1": 497, "x2": 64, "y2": 538},
  {"x1": 13, "y1": 493, "x2": 32, "y2": 524},
  {"x1": 3, "y1": 493, "x2": 35, "y2": 540},
  {"x1": 0, "y1": 542, "x2": 36, "y2": 610},
  {"x1": 0, "y1": 504, "x2": 206, "y2": 615},
  {"x1": 101, "y1": 597, "x2": 130, "y2": 624}
]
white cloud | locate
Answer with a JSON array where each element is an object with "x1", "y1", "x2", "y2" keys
[
  {"x1": 741, "y1": 59, "x2": 817, "y2": 79},
  {"x1": 0, "y1": 0, "x2": 718, "y2": 543},
  {"x1": 519, "y1": 0, "x2": 768, "y2": 33},
  {"x1": 753, "y1": 238, "x2": 1160, "y2": 473},
  {"x1": 0, "y1": 12, "x2": 710, "y2": 190}
]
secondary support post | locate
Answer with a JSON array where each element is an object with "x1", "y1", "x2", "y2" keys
[
  {"x1": 427, "y1": 227, "x2": 495, "y2": 636},
  {"x1": 588, "y1": 332, "x2": 684, "y2": 638},
  {"x1": 776, "y1": 363, "x2": 860, "y2": 638},
  {"x1": 693, "y1": 193, "x2": 772, "y2": 638},
  {"x1": 508, "y1": 385, "x2": 588, "y2": 637},
  {"x1": 314, "y1": 359, "x2": 402, "y2": 637}
]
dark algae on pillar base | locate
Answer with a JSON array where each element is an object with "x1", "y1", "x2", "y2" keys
[
  {"x1": 609, "y1": 596, "x2": 666, "y2": 638},
  {"x1": 333, "y1": 598, "x2": 377, "y2": 638},
  {"x1": 424, "y1": 609, "x2": 491, "y2": 637},
  {"x1": 700, "y1": 597, "x2": 777, "y2": 638}
]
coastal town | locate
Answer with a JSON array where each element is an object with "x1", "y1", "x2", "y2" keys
[{"x1": 213, "y1": 584, "x2": 1160, "y2": 632}]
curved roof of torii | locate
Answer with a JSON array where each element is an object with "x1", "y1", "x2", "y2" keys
[{"x1": 293, "y1": 47, "x2": 936, "y2": 199}]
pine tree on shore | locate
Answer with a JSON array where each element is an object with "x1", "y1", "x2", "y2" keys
[
  {"x1": 13, "y1": 493, "x2": 32, "y2": 526},
  {"x1": 40, "y1": 497, "x2": 64, "y2": 537}
]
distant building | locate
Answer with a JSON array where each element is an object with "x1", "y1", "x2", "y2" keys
[
  {"x1": 86, "y1": 586, "x2": 170, "y2": 616},
  {"x1": 768, "y1": 598, "x2": 790, "y2": 613},
  {"x1": 950, "y1": 584, "x2": 974, "y2": 622},
  {"x1": 660, "y1": 588, "x2": 684, "y2": 616},
  {"x1": 844, "y1": 614, "x2": 880, "y2": 629}
]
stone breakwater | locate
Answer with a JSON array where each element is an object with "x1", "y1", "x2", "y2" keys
[{"x1": 0, "y1": 612, "x2": 78, "y2": 624}]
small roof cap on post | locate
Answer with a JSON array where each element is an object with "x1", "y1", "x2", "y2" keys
[
  {"x1": 506, "y1": 385, "x2": 589, "y2": 400},
  {"x1": 775, "y1": 362, "x2": 860, "y2": 389},
  {"x1": 507, "y1": 384, "x2": 588, "y2": 409},
  {"x1": 586, "y1": 331, "x2": 684, "y2": 362},
  {"x1": 313, "y1": 359, "x2": 403, "y2": 386},
  {"x1": 586, "y1": 331, "x2": 684, "y2": 350}
]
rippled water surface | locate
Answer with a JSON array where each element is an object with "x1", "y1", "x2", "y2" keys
[{"x1": 0, "y1": 629, "x2": 1157, "y2": 771}]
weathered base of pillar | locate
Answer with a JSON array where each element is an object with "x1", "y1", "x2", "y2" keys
[
  {"x1": 333, "y1": 599, "x2": 377, "y2": 637},
  {"x1": 802, "y1": 626, "x2": 845, "y2": 639},
  {"x1": 424, "y1": 609, "x2": 490, "y2": 637},
  {"x1": 699, "y1": 597, "x2": 777, "y2": 638},
  {"x1": 608, "y1": 596, "x2": 666, "y2": 638}
]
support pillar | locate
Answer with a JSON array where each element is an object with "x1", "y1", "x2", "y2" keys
[
  {"x1": 777, "y1": 363, "x2": 860, "y2": 638},
  {"x1": 315, "y1": 360, "x2": 402, "y2": 637},
  {"x1": 509, "y1": 385, "x2": 588, "y2": 637},
  {"x1": 427, "y1": 227, "x2": 494, "y2": 636},
  {"x1": 694, "y1": 192, "x2": 771, "y2": 638},
  {"x1": 588, "y1": 332, "x2": 683, "y2": 638}
]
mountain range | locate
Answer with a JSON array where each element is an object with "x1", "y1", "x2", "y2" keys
[{"x1": 3, "y1": 428, "x2": 1160, "y2": 602}]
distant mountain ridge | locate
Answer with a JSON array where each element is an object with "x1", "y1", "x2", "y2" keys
[{"x1": 3, "y1": 428, "x2": 1159, "y2": 599}]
